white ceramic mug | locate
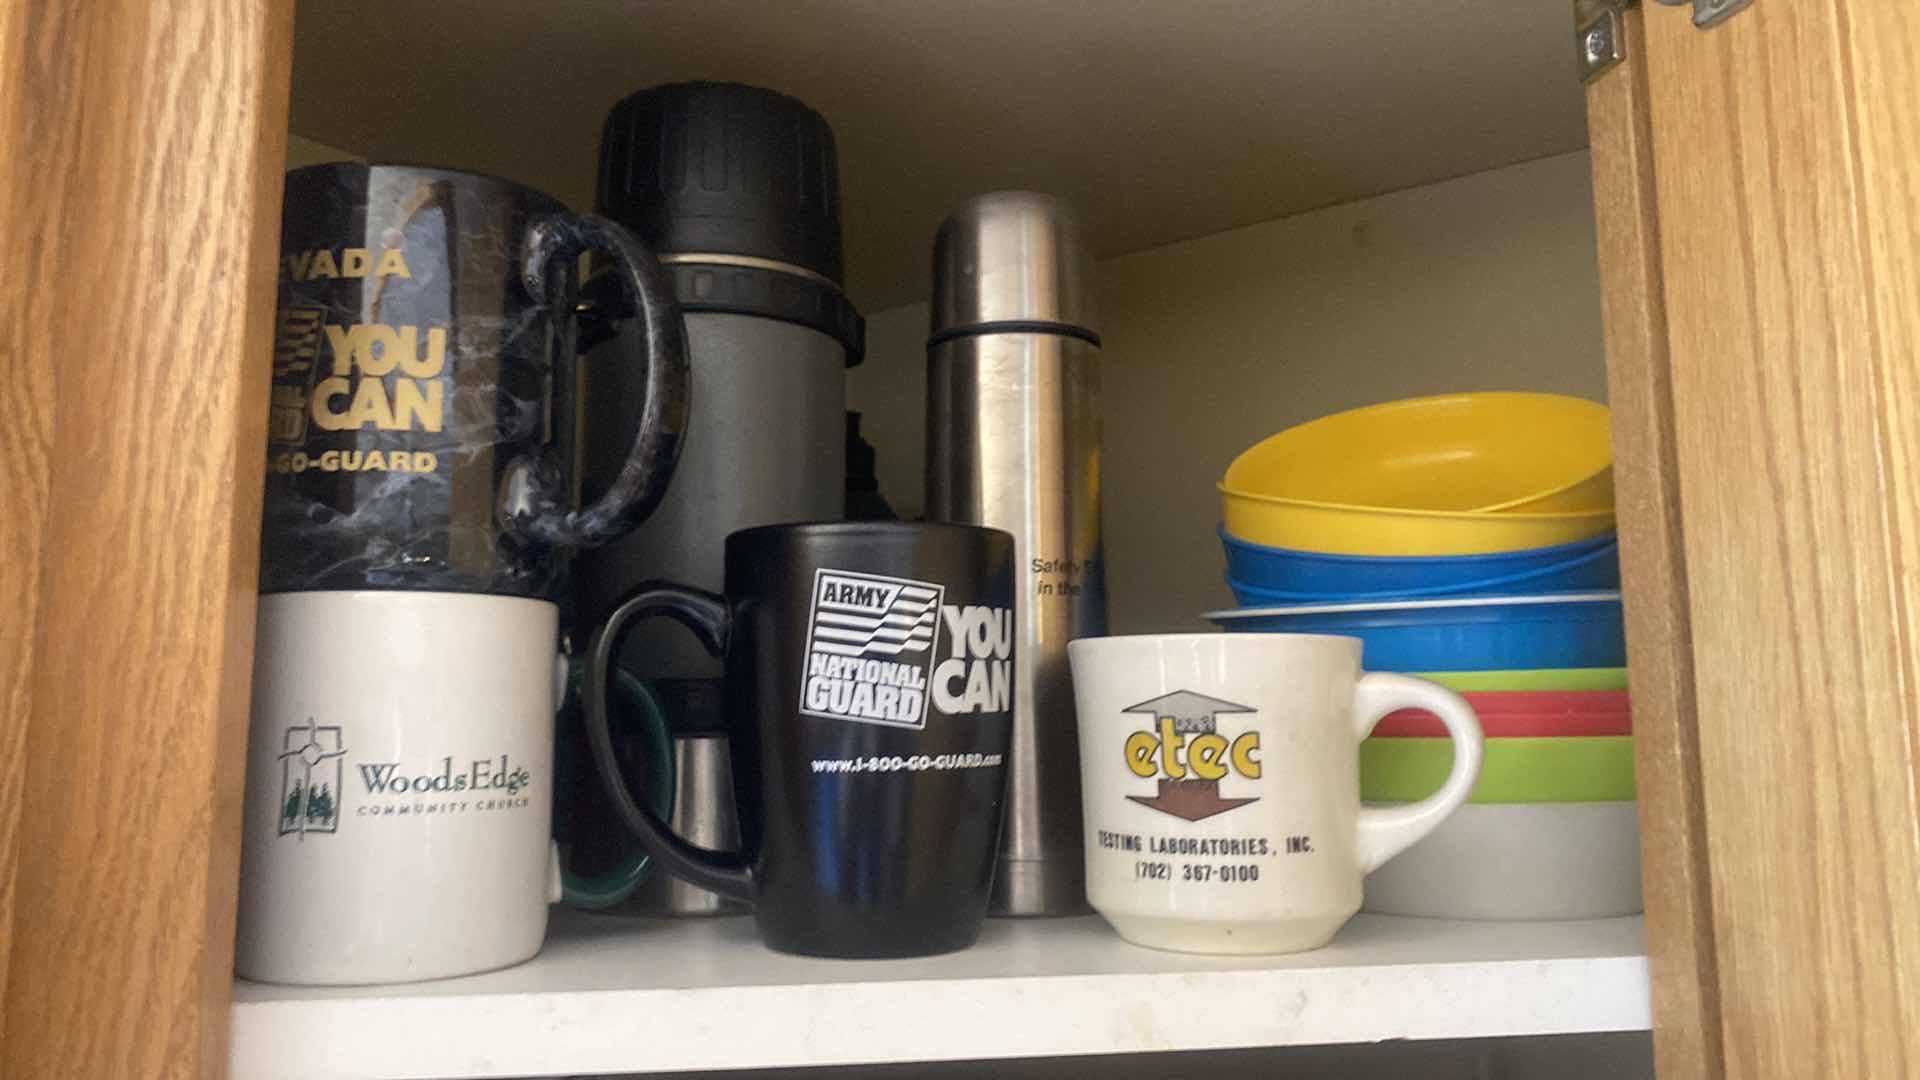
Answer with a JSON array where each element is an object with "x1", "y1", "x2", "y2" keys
[
  {"x1": 235, "y1": 591, "x2": 563, "y2": 985},
  {"x1": 1068, "y1": 633, "x2": 1482, "y2": 955}
]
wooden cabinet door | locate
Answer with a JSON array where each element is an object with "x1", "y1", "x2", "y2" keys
[
  {"x1": 0, "y1": 2, "x2": 293, "y2": 1077},
  {"x1": 1586, "y1": 2, "x2": 1920, "y2": 1076}
]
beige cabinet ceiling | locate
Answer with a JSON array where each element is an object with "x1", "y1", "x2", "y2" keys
[{"x1": 291, "y1": 0, "x2": 1585, "y2": 310}]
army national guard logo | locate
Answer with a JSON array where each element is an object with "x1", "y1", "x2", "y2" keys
[
  {"x1": 277, "y1": 718, "x2": 347, "y2": 838},
  {"x1": 800, "y1": 569, "x2": 946, "y2": 728}
]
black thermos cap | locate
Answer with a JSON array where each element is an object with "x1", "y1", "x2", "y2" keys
[{"x1": 597, "y1": 81, "x2": 846, "y2": 287}]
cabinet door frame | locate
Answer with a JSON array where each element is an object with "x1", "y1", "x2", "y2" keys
[
  {"x1": 1583, "y1": 7, "x2": 1722, "y2": 1075},
  {"x1": 0, "y1": 1, "x2": 293, "y2": 1077},
  {"x1": 1587, "y1": 2, "x2": 1920, "y2": 1076}
]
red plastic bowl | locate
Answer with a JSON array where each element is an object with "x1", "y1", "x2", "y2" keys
[{"x1": 1373, "y1": 689, "x2": 1630, "y2": 738}]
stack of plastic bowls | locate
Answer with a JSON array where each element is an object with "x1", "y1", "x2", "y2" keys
[
  {"x1": 1213, "y1": 392, "x2": 1621, "y2": 615},
  {"x1": 1350, "y1": 663, "x2": 1638, "y2": 920},
  {"x1": 1216, "y1": 391, "x2": 1618, "y2": 600},
  {"x1": 1207, "y1": 392, "x2": 1639, "y2": 919}
]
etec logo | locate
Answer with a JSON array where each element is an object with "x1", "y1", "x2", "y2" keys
[
  {"x1": 800, "y1": 569, "x2": 945, "y2": 728},
  {"x1": 1122, "y1": 691, "x2": 1264, "y2": 822}
]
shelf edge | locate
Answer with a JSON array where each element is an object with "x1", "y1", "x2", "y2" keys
[{"x1": 230, "y1": 954, "x2": 1651, "y2": 1078}]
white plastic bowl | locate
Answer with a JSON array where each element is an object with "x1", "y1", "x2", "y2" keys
[{"x1": 1362, "y1": 801, "x2": 1642, "y2": 920}]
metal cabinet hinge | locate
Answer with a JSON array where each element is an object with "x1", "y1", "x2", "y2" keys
[
  {"x1": 1577, "y1": 0, "x2": 1753, "y2": 84},
  {"x1": 1656, "y1": 0, "x2": 1754, "y2": 30},
  {"x1": 1576, "y1": 0, "x2": 1634, "y2": 84}
]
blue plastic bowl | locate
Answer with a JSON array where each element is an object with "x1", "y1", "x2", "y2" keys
[
  {"x1": 1227, "y1": 538, "x2": 1619, "y2": 605},
  {"x1": 1221, "y1": 527, "x2": 1619, "y2": 599},
  {"x1": 1203, "y1": 592, "x2": 1625, "y2": 672}
]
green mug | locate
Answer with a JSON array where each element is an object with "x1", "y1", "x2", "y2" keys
[{"x1": 554, "y1": 660, "x2": 675, "y2": 908}]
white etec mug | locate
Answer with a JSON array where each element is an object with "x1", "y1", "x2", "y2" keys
[{"x1": 1068, "y1": 633, "x2": 1483, "y2": 955}]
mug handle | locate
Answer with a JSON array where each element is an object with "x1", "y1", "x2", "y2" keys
[
  {"x1": 505, "y1": 213, "x2": 690, "y2": 548},
  {"x1": 582, "y1": 582, "x2": 755, "y2": 902},
  {"x1": 556, "y1": 667, "x2": 678, "y2": 909},
  {"x1": 1351, "y1": 673, "x2": 1483, "y2": 874}
]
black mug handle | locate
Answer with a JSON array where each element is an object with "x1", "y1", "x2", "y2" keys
[
  {"x1": 583, "y1": 583, "x2": 755, "y2": 901},
  {"x1": 506, "y1": 214, "x2": 690, "y2": 548}
]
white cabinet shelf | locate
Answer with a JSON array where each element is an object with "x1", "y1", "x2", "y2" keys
[{"x1": 229, "y1": 910, "x2": 1649, "y2": 1079}]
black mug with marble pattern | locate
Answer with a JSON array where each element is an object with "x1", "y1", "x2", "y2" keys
[{"x1": 260, "y1": 162, "x2": 689, "y2": 599}]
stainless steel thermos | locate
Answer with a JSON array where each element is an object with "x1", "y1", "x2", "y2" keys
[
  {"x1": 625, "y1": 731, "x2": 749, "y2": 917},
  {"x1": 926, "y1": 192, "x2": 1106, "y2": 915}
]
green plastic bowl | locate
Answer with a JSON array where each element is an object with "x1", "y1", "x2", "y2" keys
[
  {"x1": 1410, "y1": 667, "x2": 1629, "y2": 692},
  {"x1": 1361, "y1": 735, "x2": 1636, "y2": 803}
]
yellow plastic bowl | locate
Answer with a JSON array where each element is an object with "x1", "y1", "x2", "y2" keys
[
  {"x1": 1498, "y1": 466, "x2": 1616, "y2": 514},
  {"x1": 1218, "y1": 487, "x2": 1616, "y2": 555},
  {"x1": 1223, "y1": 392, "x2": 1614, "y2": 514}
]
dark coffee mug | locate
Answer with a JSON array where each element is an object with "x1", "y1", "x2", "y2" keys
[
  {"x1": 584, "y1": 522, "x2": 1017, "y2": 958},
  {"x1": 261, "y1": 162, "x2": 689, "y2": 599}
]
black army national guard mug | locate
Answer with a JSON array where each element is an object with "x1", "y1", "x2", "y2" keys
[
  {"x1": 260, "y1": 162, "x2": 690, "y2": 599},
  {"x1": 583, "y1": 523, "x2": 1018, "y2": 958}
]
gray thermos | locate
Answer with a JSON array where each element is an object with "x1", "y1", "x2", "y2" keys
[
  {"x1": 926, "y1": 191, "x2": 1106, "y2": 916},
  {"x1": 575, "y1": 82, "x2": 862, "y2": 915}
]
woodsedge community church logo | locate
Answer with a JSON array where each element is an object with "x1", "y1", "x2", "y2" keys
[{"x1": 276, "y1": 717, "x2": 347, "y2": 838}]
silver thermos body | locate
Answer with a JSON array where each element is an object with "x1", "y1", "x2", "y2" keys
[
  {"x1": 926, "y1": 191, "x2": 1105, "y2": 916},
  {"x1": 626, "y1": 732, "x2": 750, "y2": 916}
]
